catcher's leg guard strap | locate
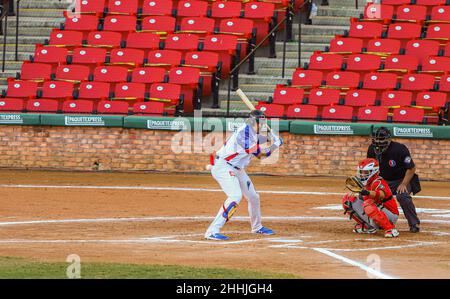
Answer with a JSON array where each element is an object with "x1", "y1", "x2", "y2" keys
[{"x1": 222, "y1": 201, "x2": 239, "y2": 222}]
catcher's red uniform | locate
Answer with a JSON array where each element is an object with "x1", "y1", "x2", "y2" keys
[{"x1": 363, "y1": 176, "x2": 399, "y2": 230}]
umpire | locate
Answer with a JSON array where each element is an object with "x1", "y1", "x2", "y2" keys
[{"x1": 367, "y1": 127, "x2": 421, "y2": 233}]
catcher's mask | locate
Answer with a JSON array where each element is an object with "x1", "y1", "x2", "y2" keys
[
  {"x1": 356, "y1": 158, "x2": 379, "y2": 186},
  {"x1": 371, "y1": 127, "x2": 391, "y2": 155}
]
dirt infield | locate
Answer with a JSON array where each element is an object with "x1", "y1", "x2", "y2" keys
[{"x1": 0, "y1": 170, "x2": 449, "y2": 278}]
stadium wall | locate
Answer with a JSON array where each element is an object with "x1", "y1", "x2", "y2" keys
[{"x1": 0, "y1": 125, "x2": 449, "y2": 181}]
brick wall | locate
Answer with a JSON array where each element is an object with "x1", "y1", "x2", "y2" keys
[{"x1": 0, "y1": 126, "x2": 449, "y2": 181}]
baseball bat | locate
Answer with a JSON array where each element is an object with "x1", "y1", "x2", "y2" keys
[{"x1": 235, "y1": 88, "x2": 272, "y2": 133}]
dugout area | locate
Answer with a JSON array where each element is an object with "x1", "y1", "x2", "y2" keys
[{"x1": 0, "y1": 170, "x2": 449, "y2": 279}]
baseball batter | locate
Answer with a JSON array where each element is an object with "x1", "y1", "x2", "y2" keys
[
  {"x1": 342, "y1": 158, "x2": 400, "y2": 238},
  {"x1": 204, "y1": 110, "x2": 283, "y2": 241}
]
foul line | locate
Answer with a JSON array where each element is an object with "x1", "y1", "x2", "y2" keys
[
  {"x1": 0, "y1": 184, "x2": 449, "y2": 200},
  {"x1": 312, "y1": 248, "x2": 396, "y2": 279}
]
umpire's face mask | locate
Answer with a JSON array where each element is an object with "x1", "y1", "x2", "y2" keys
[{"x1": 372, "y1": 137, "x2": 391, "y2": 155}]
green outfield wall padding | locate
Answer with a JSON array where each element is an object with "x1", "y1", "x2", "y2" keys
[
  {"x1": 0, "y1": 113, "x2": 40, "y2": 125},
  {"x1": 40, "y1": 115, "x2": 124, "y2": 127}
]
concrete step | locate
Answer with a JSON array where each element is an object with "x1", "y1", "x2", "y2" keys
[
  {"x1": 19, "y1": 0, "x2": 71, "y2": 9},
  {"x1": 293, "y1": 24, "x2": 348, "y2": 36},
  {"x1": 18, "y1": 8, "x2": 65, "y2": 18},
  {"x1": 6, "y1": 17, "x2": 64, "y2": 28},
  {"x1": 258, "y1": 67, "x2": 297, "y2": 77},
  {"x1": 311, "y1": 16, "x2": 350, "y2": 26},
  {"x1": 296, "y1": 34, "x2": 335, "y2": 44},
  {"x1": 317, "y1": 6, "x2": 363, "y2": 18},
  {"x1": 2, "y1": 26, "x2": 54, "y2": 37},
  {"x1": 0, "y1": 44, "x2": 37, "y2": 53},
  {"x1": 0, "y1": 36, "x2": 49, "y2": 45},
  {"x1": 275, "y1": 42, "x2": 328, "y2": 53},
  {"x1": 328, "y1": 0, "x2": 364, "y2": 9},
  {"x1": 0, "y1": 52, "x2": 33, "y2": 61}
]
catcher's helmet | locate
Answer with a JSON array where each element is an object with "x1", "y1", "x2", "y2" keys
[
  {"x1": 372, "y1": 127, "x2": 391, "y2": 155},
  {"x1": 357, "y1": 158, "x2": 380, "y2": 186}
]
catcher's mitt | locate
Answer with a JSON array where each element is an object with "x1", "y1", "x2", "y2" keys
[{"x1": 345, "y1": 176, "x2": 364, "y2": 193}]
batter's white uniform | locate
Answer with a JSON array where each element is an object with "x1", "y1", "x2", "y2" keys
[{"x1": 205, "y1": 123, "x2": 269, "y2": 237}]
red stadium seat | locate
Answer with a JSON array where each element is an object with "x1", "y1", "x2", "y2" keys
[
  {"x1": 383, "y1": 54, "x2": 419, "y2": 73},
  {"x1": 86, "y1": 31, "x2": 122, "y2": 48},
  {"x1": 272, "y1": 86, "x2": 304, "y2": 105},
  {"x1": 438, "y1": 74, "x2": 450, "y2": 92},
  {"x1": 387, "y1": 23, "x2": 422, "y2": 40},
  {"x1": 401, "y1": 74, "x2": 435, "y2": 91},
  {"x1": 126, "y1": 32, "x2": 160, "y2": 52},
  {"x1": 364, "y1": 4, "x2": 394, "y2": 20},
  {"x1": 141, "y1": 0, "x2": 173, "y2": 16},
  {"x1": 184, "y1": 51, "x2": 220, "y2": 96},
  {"x1": 357, "y1": 106, "x2": 389, "y2": 122},
  {"x1": 286, "y1": 104, "x2": 318, "y2": 119},
  {"x1": 363, "y1": 72, "x2": 398, "y2": 90},
  {"x1": 202, "y1": 34, "x2": 239, "y2": 77},
  {"x1": 328, "y1": 37, "x2": 363, "y2": 54},
  {"x1": 141, "y1": 16, "x2": 176, "y2": 35},
  {"x1": 381, "y1": 0, "x2": 412, "y2": 5},
  {"x1": 168, "y1": 67, "x2": 201, "y2": 111},
  {"x1": 291, "y1": 69, "x2": 324, "y2": 88},
  {"x1": 55, "y1": 64, "x2": 90, "y2": 82},
  {"x1": 26, "y1": 99, "x2": 59, "y2": 113},
  {"x1": 77, "y1": 0, "x2": 106, "y2": 14},
  {"x1": 146, "y1": 49, "x2": 182, "y2": 68},
  {"x1": 344, "y1": 89, "x2": 377, "y2": 107},
  {"x1": 107, "y1": 0, "x2": 139, "y2": 15},
  {"x1": 48, "y1": 30, "x2": 83, "y2": 48},
  {"x1": 256, "y1": 103, "x2": 285, "y2": 118},
  {"x1": 321, "y1": 105, "x2": 354, "y2": 121},
  {"x1": 149, "y1": 83, "x2": 183, "y2": 113},
  {"x1": 430, "y1": 6, "x2": 450, "y2": 22},
  {"x1": 5, "y1": 79, "x2": 38, "y2": 98},
  {"x1": 110, "y1": 48, "x2": 145, "y2": 67},
  {"x1": 132, "y1": 101, "x2": 165, "y2": 115},
  {"x1": 63, "y1": 12, "x2": 99, "y2": 33},
  {"x1": 392, "y1": 107, "x2": 425, "y2": 123},
  {"x1": 380, "y1": 90, "x2": 413, "y2": 107},
  {"x1": 33, "y1": 46, "x2": 68, "y2": 65},
  {"x1": 114, "y1": 82, "x2": 146, "y2": 101},
  {"x1": 164, "y1": 34, "x2": 199, "y2": 52},
  {"x1": 93, "y1": 66, "x2": 129, "y2": 83},
  {"x1": 243, "y1": 2, "x2": 275, "y2": 43},
  {"x1": 444, "y1": 42, "x2": 450, "y2": 57},
  {"x1": 416, "y1": 0, "x2": 446, "y2": 6},
  {"x1": 405, "y1": 39, "x2": 440, "y2": 63},
  {"x1": 325, "y1": 71, "x2": 360, "y2": 89},
  {"x1": 308, "y1": 53, "x2": 343, "y2": 72},
  {"x1": 346, "y1": 54, "x2": 382, "y2": 73},
  {"x1": 41, "y1": 81, "x2": 74, "y2": 99},
  {"x1": 366, "y1": 38, "x2": 401, "y2": 55},
  {"x1": 178, "y1": 17, "x2": 215, "y2": 36},
  {"x1": 62, "y1": 100, "x2": 95, "y2": 114},
  {"x1": 130, "y1": 67, "x2": 166, "y2": 84},
  {"x1": 71, "y1": 47, "x2": 107, "y2": 66},
  {"x1": 219, "y1": 18, "x2": 254, "y2": 39},
  {"x1": 396, "y1": 5, "x2": 427, "y2": 22},
  {"x1": 422, "y1": 56, "x2": 450, "y2": 73},
  {"x1": 78, "y1": 82, "x2": 111, "y2": 100},
  {"x1": 415, "y1": 92, "x2": 447, "y2": 108},
  {"x1": 348, "y1": 21, "x2": 383, "y2": 39},
  {"x1": 308, "y1": 88, "x2": 341, "y2": 106},
  {"x1": 211, "y1": 1, "x2": 242, "y2": 23},
  {"x1": 426, "y1": 23, "x2": 450, "y2": 40},
  {"x1": 20, "y1": 62, "x2": 52, "y2": 81},
  {"x1": 97, "y1": 100, "x2": 130, "y2": 115},
  {"x1": 0, "y1": 98, "x2": 25, "y2": 112},
  {"x1": 176, "y1": 0, "x2": 208, "y2": 17},
  {"x1": 103, "y1": 15, "x2": 137, "y2": 35}
]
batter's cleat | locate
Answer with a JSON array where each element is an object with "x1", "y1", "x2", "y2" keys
[
  {"x1": 353, "y1": 224, "x2": 377, "y2": 234},
  {"x1": 205, "y1": 233, "x2": 229, "y2": 241},
  {"x1": 409, "y1": 224, "x2": 420, "y2": 233},
  {"x1": 385, "y1": 228, "x2": 400, "y2": 238},
  {"x1": 254, "y1": 227, "x2": 275, "y2": 235}
]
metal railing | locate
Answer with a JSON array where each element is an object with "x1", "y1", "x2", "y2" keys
[
  {"x1": 225, "y1": 0, "x2": 308, "y2": 117},
  {"x1": 1, "y1": 0, "x2": 21, "y2": 72}
]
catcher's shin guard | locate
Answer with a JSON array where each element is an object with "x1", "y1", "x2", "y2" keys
[
  {"x1": 222, "y1": 201, "x2": 239, "y2": 222},
  {"x1": 363, "y1": 200, "x2": 394, "y2": 231}
]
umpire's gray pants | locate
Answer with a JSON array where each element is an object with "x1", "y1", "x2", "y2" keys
[{"x1": 387, "y1": 179, "x2": 420, "y2": 227}]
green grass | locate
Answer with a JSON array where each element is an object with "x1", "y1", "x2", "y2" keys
[{"x1": 0, "y1": 257, "x2": 297, "y2": 279}]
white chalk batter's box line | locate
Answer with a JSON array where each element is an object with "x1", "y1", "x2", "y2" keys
[{"x1": 0, "y1": 184, "x2": 449, "y2": 200}]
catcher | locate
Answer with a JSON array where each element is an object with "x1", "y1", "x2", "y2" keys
[{"x1": 343, "y1": 158, "x2": 400, "y2": 238}]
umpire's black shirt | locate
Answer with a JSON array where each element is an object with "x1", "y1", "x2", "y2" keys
[{"x1": 367, "y1": 141, "x2": 415, "y2": 181}]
